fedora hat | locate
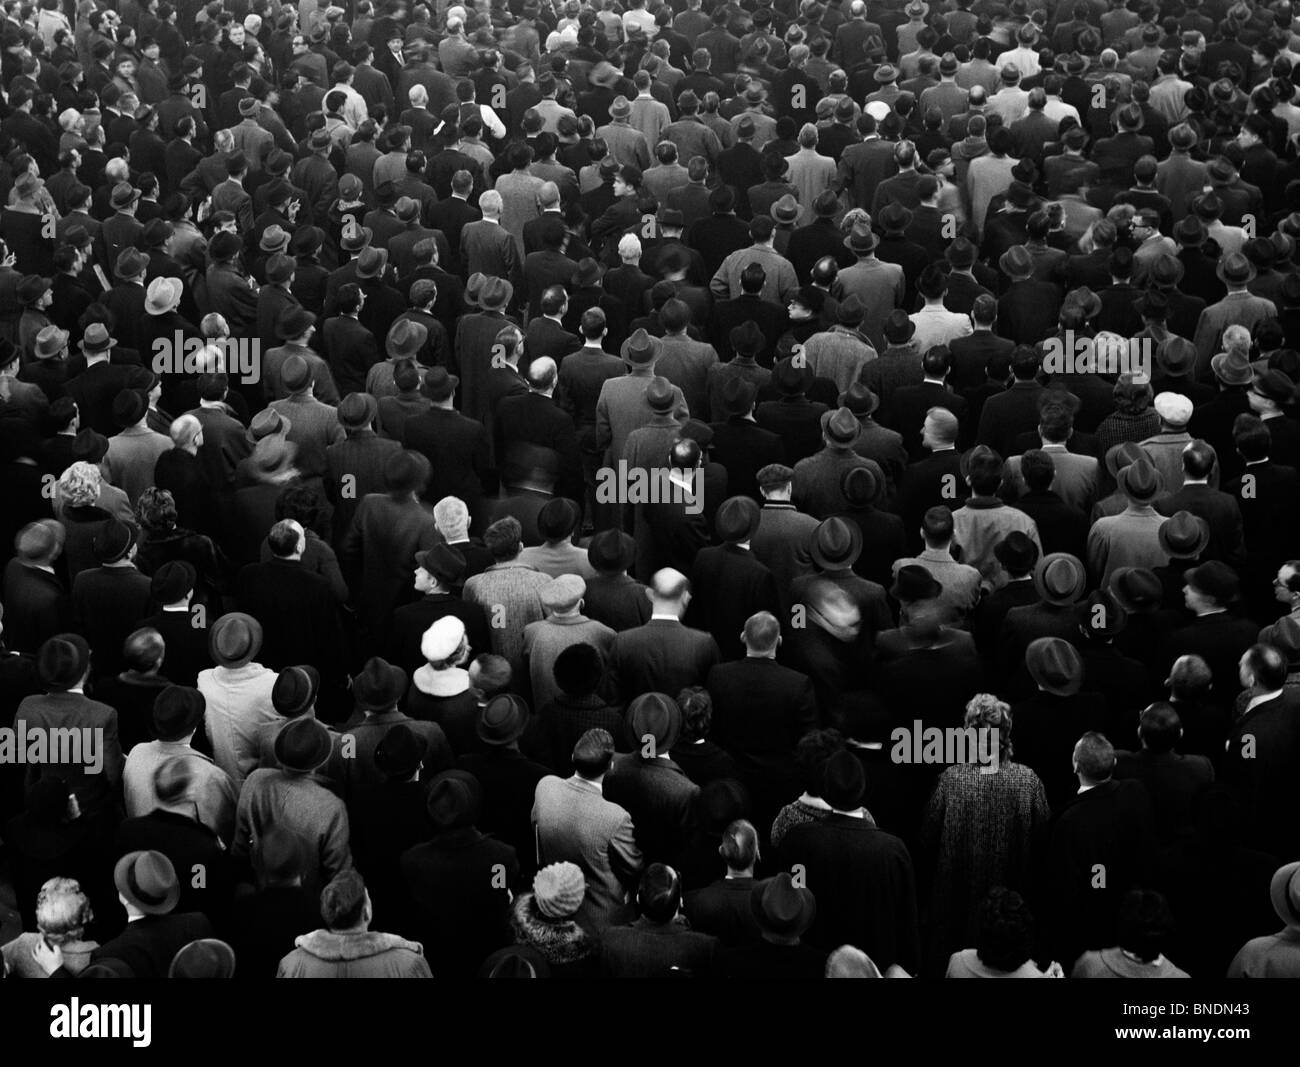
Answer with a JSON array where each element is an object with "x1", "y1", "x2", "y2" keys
[
  {"x1": 114, "y1": 851, "x2": 180, "y2": 916},
  {"x1": 1270, "y1": 861, "x2": 1300, "y2": 931},
  {"x1": 811, "y1": 515, "x2": 863, "y2": 570},
  {"x1": 1185, "y1": 560, "x2": 1239, "y2": 606},
  {"x1": 772, "y1": 194, "x2": 799, "y2": 225},
  {"x1": 773, "y1": 356, "x2": 813, "y2": 395},
  {"x1": 17, "y1": 274, "x2": 52, "y2": 304},
  {"x1": 1211, "y1": 350, "x2": 1254, "y2": 386},
  {"x1": 37, "y1": 634, "x2": 90, "y2": 691},
  {"x1": 624, "y1": 327, "x2": 661, "y2": 365},
  {"x1": 169, "y1": 938, "x2": 237, "y2": 979},
  {"x1": 877, "y1": 200, "x2": 912, "y2": 233},
  {"x1": 627, "y1": 692, "x2": 681, "y2": 754},
  {"x1": 34, "y1": 325, "x2": 70, "y2": 360},
  {"x1": 590, "y1": 60, "x2": 619, "y2": 88},
  {"x1": 337, "y1": 391, "x2": 378, "y2": 431},
  {"x1": 1158, "y1": 510, "x2": 1210, "y2": 560},
  {"x1": 719, "y1": 376, "x2": 757, "y2": 417},
  {"x1": 272, "y1": 665, "x2": 321, "y2": 718},
  {"x1": 891, "y1": 563, "x2": 942, "y2": 603},
  {"x1": 999, "y1": 245, "x2": 1033, "y2": 280},
  {"x1": 1217, "y1": 251, "x2": 1255, "y2": 287},
  {"x1": 208, "y1": 611, "x2": 263, "y2": 667},
  {"x1": 478, "y1": 693, "x2": 530, "y2": 746},
  {"x1": 844, "y1": 223, "x2": 877, "y2": 254},
  {"x1": 750, "y1": 873, "x2": 816, "y2": 939},
  {"x1": 994, "y1": 530, "x2": 1039, "y2": 575},
  {"x1": 573, "y1": 257, "x2": 604, "y2": 287},
  {"x1": 386, "y1": 317, "x2": 427, "y2": 360},
  {"x1": 427, "y1": 769, "x2": 483, "y2": 831},
  {"x1": 821, "y1": 406, "x2": 861, "y2": 446},
  {"x1": 93, "y1": 516, "x2": 137, "y2": 563},
  {"x1": 374, "y1": 724, "x2": 428, "y2": 780},
  {"x1": 265, "y1": 253, "x2": 295, "y2": 284},
  {"x1": 839, "y1": 382, "x2": 879, "y2": 417},
  {"x1": 144, "y1": 276, "x2": 182, "y2": 315},
  {"x1": 1156, "y1": 336, "x2": 1196, "y2": 377},
  {"x1": 1025, "y1": 636, "x2": 1083, "y2": 696},
  {"x1": 109, "y1": 181, "x2": 142, "y2": 210},
  {"x1": 882, "y1": 308, "x2": 916, "y2": 344},
  {"x1": 478, "y1": 276, "x2": 513, "y2": 311},
  {"x1": 355, "y1": 246, "x2": 388, "y2": 279},
  {"x1": 1103, "y1": 440, "x2": 1146, "y2": 480},
  {"x1": 715, "y1": 495, "x2": 761, "y2": 543},
  {"x1": 587, "y1": 528, "x2": 636, "y2": 574},
  {"x1": 421, "y1": 365, "x2": 458, "y2": 401},
  {"x1": 339, "y1": 224, "x2": 373, "y2": 253},
  {"x1": 414, "y1": 543, "x2": 466, "y2": 586},
  {"x1": 259, "y1": 224, "x2": 291, "y2": 253},
  {"x1": 1108, "y1": 567, "x2": 1163, "y2": 613},
  {"x1": 152, "y1": 685, "x2": 206, "y2": 742},
  {"x1": 273, "y1": 716, "x2": 333, "y2": 773},
  {"x1": 1033, "y1": 553, "x2": 1087, "y2": 606},
  {"x1": 352, "y1": 656, "x2": 407, "y2": 711},
  {"x1": 840, "y1": 464, "x2": 880, "y2": 508},
  {"x1": 1118, "y1": 456, "x2": 1162, "y2": 501},
  {"x1": 276, "y1": 305, "x2": 315, "y2": 342}
]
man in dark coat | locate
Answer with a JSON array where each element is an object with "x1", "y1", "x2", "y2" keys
[
  {"x1": 686, "y1": 497, "x2": 781, "y2": 662},
  {"x1": 90, "y1": 850, "x2": 214, "y2": 978},
  {"x1": 780, "y1": 750, "x2": 920, "y2": 972},
  {"x1": 400, "y1": 369, "x2": 492, "y2": 530},
  {"x1": 1159, "y1": 562, "x2": 1259, "y2": 710},
  {"x1": 1046, "y1": 732, "x2": 1158, "y2": 969},
  {"x1": 606, "y1": 569, "x2": 721, "y2": 704},
  {"x1": 387, "y1": 545, "x2": 490, "y2": 676},
  {"x1": 236, "y1": 519, "x2": 347, "y2": 680},
  {"x1": 400, "y1": 770, "x2": 519, "y2": 977},
  {"x1": 1222, "y1": 644, "x2": 1300, "y2": 859},
  {"x1": 603, "y1": 694, "x2": 701, "y2": 868}
]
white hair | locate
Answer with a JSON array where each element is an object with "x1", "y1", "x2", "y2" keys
[
  {"x1": 408, "y1": 83, "x2": 428, "y2": 106},
  {"x1": 618, "y1": 233, "x2": 642, "y2": 260},
  {"x1": 479, "y1": 189, "x2": 503, "y2": 214}
]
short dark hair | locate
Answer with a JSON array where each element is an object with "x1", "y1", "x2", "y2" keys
[
  {"x1": 637, "y1": 864, "x2": 681, "y2": 922},
  {"x1": 1116, "y1": 890, "x2": 1175, "y2": 963},
  {"x1": 1138, "y1": 702, "x2": 1182, "y2": 753},
  {"x1": 975, "y1": 888, "x2": 1036, "y2": 973}
]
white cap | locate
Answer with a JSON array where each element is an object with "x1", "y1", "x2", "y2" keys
[
  {"x1": 421, "y1": 616, "x2": 466, "y2": 663},
  {"x1": 1154, "y1": 391, "x2": 1193, "y2": 426}
]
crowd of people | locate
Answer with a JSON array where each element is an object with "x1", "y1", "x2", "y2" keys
[{"x1": 0, "y1": 0, "x2": 1299, "y2": 980}]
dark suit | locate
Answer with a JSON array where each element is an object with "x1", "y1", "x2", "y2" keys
[
  {"x1": 1222, "y1": 690, "x2": 1300, "y2": 857},
  {"x1": 886, "y1": 380, "x2": 970, "y2": 459},
  {"x1": 607, "y1": 618, "x2": 721, "y2": 704},
  {"x1": 67, "y1": 361, "x2": 134, "y2": 437},
  {"x1": 974, "y1": 380, "x2": 1043, "y2": 459},
  {"x1": 998, "y1": 279, "x2": 1063, "y2": 346},
  {"x1": 603, "y1": 754, "x2": 700, "y2": 867},
  {"x1": 780, "y1": 813, "x2": 920, "y2": 970},
  {"x1": 91, "y1": 912, "x2": 214, "y2": 979},
  {"x1": 1047, "y1": 778, "x2": 1157, "y2": 966},
  {"x1": 494, "y1": 389, "x2": 583, "y2": 503},
  {"x1": 1155, "y1": 484, "x2": 1245, "y2": 566},
  {"x1": 401, "y1": 407, "x2": 492, "y2": 528},
  {"x1": 1161, "y1": 613, "x2": 1259, "y2": 710},
  {"x1": 686, "y1": 545, "x2": 781, "y2": 661},
  {"x1": 708, "y1": 418, "x2": 786, "y2": 500},
  {"x1": 236, "y1": 558, "x2": 347, "y2": 679}
]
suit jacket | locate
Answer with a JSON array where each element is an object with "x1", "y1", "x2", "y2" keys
[
  {"x1": 1047, "y1": 778, "x2": 1157, "y2": 965},
  {"x1": 66, "y1": 361, "x2": 134, "y2": 437},
  {"x1": 1223, "y1": 691, "x2": 1300, "y2": 857},
  {"x1": 780, "y1": 813, "x2": 920, "y2": 970},
  {"x1": 603, "y1": 754, "x2": 701, "y2": 868},
  {"x1": 706, "y1": 657, "x2": 818, "y2": 759},
  {"x1": 607, "y1": 618, "x2": 721, "y2": 705},
  {"x1": 236, "y1": 558, "x2": 347, "y2": 677},
  {"x1": 91, "y1": 912, "x2": 214, "y2": 979},
  {"x1": 13, "y1": 692, "x2": 124, "y2": 817},
  {"x1": 533, "y1": 773, "x2": 643, "y2": 930},
  {"x1": 1160, "y1": 613, "x2": 1259, "y2": 711},
  {"x1": 686, "y1": 545, "x2": 781, "y2": 661},
  {"x1": 1154, "y1": 484, "x2": 1245, "y2": 566},
  {"x1": 459, "y1": 218, "x2": 521, "y2": 285},
  {"x1": 887, "y1": 380, "x2": 970, "y2": 458},
  {"x1": 495, "y1": 390, "x2": 583, "y2": 503},
  {"x1": 401, "y1": 407, "x2": 491, "y2": 522},
  {"x1": 204, "y1": 263, "x2": 259, "y2": 336},
  {"x1": 325, "y1": 431, "x2": 403, "y2": 546}
]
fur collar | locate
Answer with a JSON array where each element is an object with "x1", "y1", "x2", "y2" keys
[
  {"x1": 294, "y1": 930, "x2": 424, "y2": 961},
  {"x1": 413, "y1": 664, "x2": 470, "y2": 697},
  {"x1": 511, "y1": 895, "x2": 595, "y2": 965}
]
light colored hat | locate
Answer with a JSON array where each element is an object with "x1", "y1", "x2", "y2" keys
[
  {"x1": 533, "y1": 862, "x2": 585, "y2": 920},
  {"x1": 1153, "y1": 391, "x2": 1193, "y2": 425},
  {"x1": 540, "y1": 574, "x2": 585, "y2": 612},
  {"x1": 421, "y1": 616, "x2": 466, "y2": 663},
  {"x1": 144, "y1": 276, "x2": 183, "y2": 315}
]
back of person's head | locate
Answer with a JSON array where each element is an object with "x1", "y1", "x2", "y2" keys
[
  {"x1": 571, "y1": 726, "x2": 615, "y2": 779},
  {"x1": 743, "y1": 611, "x2": 780, "y2": 653},
  {"x1": 1038, "y1": 402, "x2": 1072, "y2": 444},
  {"x1": 975, "y1": 887, "x2": 1036, "y2": 973},
  {"x1": 922, "y1": 505, "x2": 954, "y2": 546},
  {"x1": 1137, "y1": 702, "x2": 1182, "y2": 753},
  {"x1": 1074, "y1": 731, "x2": 1114, "y2": 782},
  {"x1": 1168, "y1": 654, "x2": 1212, "y2": 699},
  {"x1": 637, "y1": 863, "x2": 681, "y2": 922},
  {"x1": 718, "y1": 819, "x2": 758, "y2": 871},
  {"x1": 1244, "y1": 642, "x2": 1288, "y2": 690},
  {"x1": 319, "y1": 870, "x2": 367, "y2": 930},
  {"x1": 1115, "y1": 890, "x2": 1176, "y2": 964},
  {"x1": 1019, "y1": 448, "x2": 1055, "y2": 492},
  {"x1": 1181, "y1": 439, "x2": 1216, "y2": 480}
]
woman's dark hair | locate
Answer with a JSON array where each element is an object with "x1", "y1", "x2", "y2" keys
[
  {"x1": 1116, "y1": 889, "x2": 1176, "y2": 963},
  {"x1": 794, "y1": 728, "x2": 844, "y2": 796},
  {"x1": 975, "y1": 887, "x2": 1036, "y2": 973}
]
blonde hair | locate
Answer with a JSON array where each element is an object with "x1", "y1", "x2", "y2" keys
[
  {"x1": 36, "y1": 878, "x2": 93, "y2": 943},
  {"x1": 59, "y1": 461, "x2": 102, "y2": 507}
]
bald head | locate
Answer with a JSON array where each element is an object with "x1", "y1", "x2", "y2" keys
[
  {"x1": 1167, "y1": 654, "x2": 1212, "y2": 698},
  {"x1": 649, "y1": 568, "x2": 691, "y2": 613}
]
